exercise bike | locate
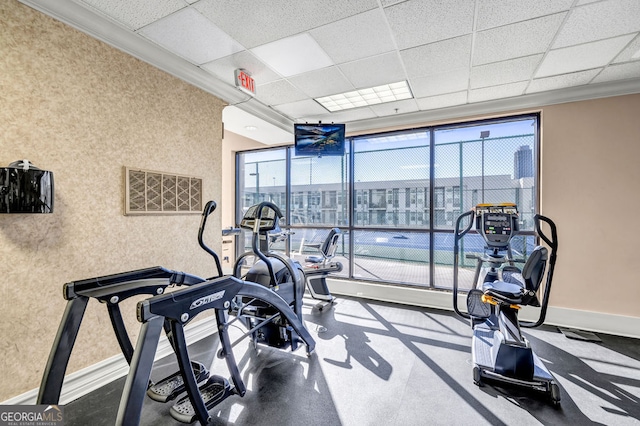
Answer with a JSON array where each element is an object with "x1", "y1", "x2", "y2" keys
[
  {"x1": 301, "y1": 228, "x2": 343, "y2": 310},
  {"x1": 452, "y1": 203, "x2": 560, "y2": 404}
]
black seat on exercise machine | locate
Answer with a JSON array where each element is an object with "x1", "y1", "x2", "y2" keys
[
  {"x1": 305, "y1": 228, "x2": 341, "y2": 265},
  {"x1": 482, "y1": 246, "x2": 548, "y2": 306}
]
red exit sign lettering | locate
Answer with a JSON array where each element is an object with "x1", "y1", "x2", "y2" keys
[{"x1": 234, "y1": 69, "x2": 255, "y2": 96}]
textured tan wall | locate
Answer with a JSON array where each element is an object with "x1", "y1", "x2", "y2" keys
[
  {"x1": 540, "y1": 94, "x2": 640, "y2": 316},
  {"x1": 0, "y1": 2, "x2": 225, "y2": 400}
]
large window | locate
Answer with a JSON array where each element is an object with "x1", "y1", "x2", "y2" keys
[
  {"x1": 236, "y1": 114, "x2": 539, "y2": 290},
  {"x1": 237, "y1": 149, "x2": 286, "y2": 218},
  {"x1": 290, "y1": 152, "x2": 349, "y2": 226}
]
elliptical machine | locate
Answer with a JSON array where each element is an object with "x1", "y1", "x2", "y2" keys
[
  {"x1": 232, "y1": 201, "x2": 309, "y2": 351},
  {"x1": 452, "y1": 203, "x2": 560, "y2": 404},
  {"x1": 40, "y1": 200, "x2": 317, "y2": 426}
]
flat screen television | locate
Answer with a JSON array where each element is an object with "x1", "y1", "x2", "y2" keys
[{"x1": 294, "y1": 123, "x2": 345, "y2": 157}]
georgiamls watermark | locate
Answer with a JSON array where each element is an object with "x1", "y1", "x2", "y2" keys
[{"x1": 0, "y1": 405, "x2": 64, "y2": 426}]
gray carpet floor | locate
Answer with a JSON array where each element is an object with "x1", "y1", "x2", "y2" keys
[{"x1": 66, "y1": 295, "x2": 640, "y2": 425}]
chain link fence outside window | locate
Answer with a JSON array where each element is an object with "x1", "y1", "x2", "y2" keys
[{"x1": 236, "y1": 115, "x2": 538, "y2": 289}]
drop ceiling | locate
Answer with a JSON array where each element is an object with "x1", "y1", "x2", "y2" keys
[{"x1": 19, "y1": 0, "x2": 640, "y2": 145}]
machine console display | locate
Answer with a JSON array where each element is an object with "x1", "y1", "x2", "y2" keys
[
  {"x1": 240, "y1": 203, "x2": 279, "y2": 232},
  {"x1": 475, "y1": 203, "x2": 519, "y2": 249}
]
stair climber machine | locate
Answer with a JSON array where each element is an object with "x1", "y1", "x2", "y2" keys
[
  {"x1": 301, "y1": 228, "x2": 343, "y2": 310},
  {"x1": 232, "y1": 201, "x2": 314, "y2": 351},
  {"x1": 452, "y1": 203, "x2": 560, "y2": 404},
  {"x1": 38, "y1": 201, "x2": 316, "y2": 425}
]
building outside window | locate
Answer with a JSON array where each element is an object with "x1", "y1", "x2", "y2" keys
[{"x1": 236, "y1": 114, "x2": 538, "y2": 289}]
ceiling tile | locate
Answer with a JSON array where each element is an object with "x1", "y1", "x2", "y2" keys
[
  {"x1": 288, "y1": 67, "x2": 354, "y2": 98},
  {"x1": 138, "y1": 8, "x2": 244, "y2": 64},
  {"x1": 476, "y1": 0, "x2": 573, "y2": 30},
  {"x1": 201, "y1": 51, "x2": 281, "y2": 86},
  {"x1": 401, "y1": 35, "x2": 472, "y2": 79},
  {"x1": 195, "y1": 0, "x2": 378, "y2": 48},
  {"x1": 537, "y1": 35, "x2": 634, "y2": 78},
  {"x1": 410, "y1": 68, "x2": 469, "y2": 98},
  {"x1": 553, "y1": 0, "x2": 640, "y2": 49},
  {"x1": 416, "y1": 91, "x2": 468, "y2": 110},
  {"x1": 302, "y1": 106, "x2": 378, "y2": 124},
  {"x1": 613, "y1": 34, "x2": 640, "y2": 63},
  {"x1": 369, "y1": 98, "x2": 420, "y2": 117},
  {"x1": 272, "y1": 99, "x2": 329, "y2": 119},
  {"x1": 254, "y1": 79, "x2": 308, "y2": 106},
  {"x1": 471, "y1": 54, "x2": 542, "y2": 89},
  {"x1": 251, "y1": 33, "x2": 333, "y2": 77},
  {"x1": 526, "y1": 69, "x2": 600, "y2": 94},
  {"x1": 592, "y1": 62, "x2": 640, "y2": 83},
  {"x1": 473, "y1": 13, "x2": 566, "y2": 65},
  {"x1": 384, "y1": 0, "x2": 475, "y2": 49},
  {"x1": 339, "y1": 52, "x2": 406, "y2": 89},
  {"x1": 79, "y1": 0, "x2": 186, "y2": 30},
  {"x1": 469, "y1": 81, "x2": 528, "y2": 103},
  {"x1": 311, "y1": 9, "x2": 396, "y2": 65}
]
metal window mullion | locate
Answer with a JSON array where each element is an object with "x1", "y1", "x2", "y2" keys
[
  {"x1": 285, "y1": 148, "x2": 291, "y2": 255},
  {"x1": 458, "y1": 141, "x2": 465, "y2": 268},
  {"x1": 429, "y1": 130, "x2": 435, "y2": 288},
  {"x1": 349, "y1": 138, "x2": 355, "y2": 280},
  {"x1": 235, "y1": 153, "x2": 242, "y2": 260}
]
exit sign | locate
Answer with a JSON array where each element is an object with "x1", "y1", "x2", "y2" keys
[{"x1": 234, "y1": 69, "x2": 255, "y2": 96}]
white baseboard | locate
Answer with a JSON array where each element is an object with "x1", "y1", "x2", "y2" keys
[
  {"x1": 1, "y1": 316, "x2": 217, "y2": 406},
  {"x1": 4, "y1": 281, "x2": 638, "y2": 406},
  {"x1": 327, "y1": 278, "x2": 640, "y2": 339}
]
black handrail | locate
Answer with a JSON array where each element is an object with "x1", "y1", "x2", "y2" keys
[
  {"x1": 521, "y1": 214, "x2": 558, "y2": 328},
  {"x1": 198, "y1": 200, "x2": 223, "y2": 278},
  {"x1": 452, "y1": 210, "x2": 475, "y2": 319},
  {"x1": 252, "y1": 202, "x2": 283, "y2": 287}
]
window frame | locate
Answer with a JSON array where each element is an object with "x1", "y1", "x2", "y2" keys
[{"x1": 235, "y1": 113, "x2": 540, "y2": 289}]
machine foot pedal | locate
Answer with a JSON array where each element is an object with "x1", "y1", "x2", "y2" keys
[
  {"x1": 169, "y1": 375, "x2": 233, "y2": 424},
  {"x1": 147, "y1": 361, "x2": 209, "y2": 402},
  {"x1": 467, "y1": 289, "x2": 491, "y2": 319}
]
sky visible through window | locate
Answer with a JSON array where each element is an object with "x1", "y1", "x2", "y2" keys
[{"x1": 242, "y1": 118, "x2": 535, "y2": 187}]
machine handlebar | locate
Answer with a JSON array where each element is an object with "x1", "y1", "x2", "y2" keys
[
  {"x1": 198, "y1": 201, "x2": 223, "y2": 278},
  {"x1": 452, "y1": 209, "x2": 475, "y2": 319},
  {"x1": 521, "y1": 214, "x2": 558, "y2": 328}
]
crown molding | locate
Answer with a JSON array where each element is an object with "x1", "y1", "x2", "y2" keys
[
  {"x1": 347, "y1": 78, "x2": 640, "y2": 134},
  {"x1": 17, "y1": 0, "x2": 295, "y2": 133}
]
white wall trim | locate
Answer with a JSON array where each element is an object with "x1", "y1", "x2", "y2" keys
[
  {"x1": 327, "y1": 278, "x2": 640, "y2": 339},
  {"x1": 1, "y1": 316, "x2": 217, "y2": 406}
]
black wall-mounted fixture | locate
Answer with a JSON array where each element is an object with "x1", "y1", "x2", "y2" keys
[{"x1": 0, "y1": 160, "x2": 54, "y2": 213}]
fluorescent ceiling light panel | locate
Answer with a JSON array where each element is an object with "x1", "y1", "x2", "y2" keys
[
  {"x1": 315, "y1": 81, "x2": 413, "y2": 112},
  {"x1": 251, "y1": 33, "x2": 333, "y2": 77}
]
